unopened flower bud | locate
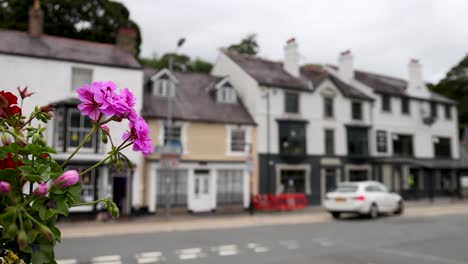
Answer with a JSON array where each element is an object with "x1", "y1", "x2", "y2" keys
[
  {"x1": 0, "y1": 181, "x2": 11, "y2": 194},
  {"x1": 5, "y1": 224, "x2": 17, "y2": 238},
  {"x1": 54, "y1": 170, "x2": 79, "y2": 188},
  {"x1": 33, "y1": 182, "x2": 48, "y2": 197},
  {"x1": 100, "y1": 125, "x2": 110, "y2": 135},
  {"x1": 15, "y1": 136, "x2": 27, "y2": 147},
  {"x1": 17, "y1": 86, "x2": 34, "y2": 99},
  {"x1": 17, "y1": 230, "x2": 28, "y2": 250},
  {"x1": 1, "y1": 134, "x2": 11, "y2": 146},
  {"x1": 107, "y1": 202, "x2": 120, "y2": 218},
  {"x1": 39, "y1": 104, "x2": 54, "y2": 114},
  {"x1": 101, "y1": 133, "x2": 108, "y2": 144},
  {"x1": 40, "y1": 225, "x2": 54, "y2": 241}
]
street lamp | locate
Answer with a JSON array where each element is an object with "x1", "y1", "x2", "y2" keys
[{"x1": 165, "y1": 37, "x2": 186, "y2": 220}]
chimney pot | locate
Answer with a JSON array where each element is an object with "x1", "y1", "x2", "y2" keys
[
  {"x1": 283, "y1": 38, "x2": 300, "y2": 77},
  {"x1": 116, "y1": 27, "x2": 138, "y2": 56},
  {"x1": 28, "y1": 0, "x2": 43, "y2": 37}
]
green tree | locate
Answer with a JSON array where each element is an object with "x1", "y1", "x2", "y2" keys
[
  {"x1": 0, "y1": 0, "x2": 142, "y2": 55},
  {"x1": 228, "y1": 33, "x2": 259, "y2": 55},
  {"x1": 140, "y1": 54, "x2": 213, "y2": 73},
  {"x1": 430, "y1": 54, "x2": 468, "y2": 137}
]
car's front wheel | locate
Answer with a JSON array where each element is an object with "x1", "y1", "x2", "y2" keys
[
  {"x1": 331, "y1": 212, "x2": 341, "y2": 219},
  {"x1": 394, "y1": 201, "x2": 404, "y2": 215}
]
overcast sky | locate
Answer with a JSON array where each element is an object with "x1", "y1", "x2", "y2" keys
[{"x1": 119, "y1": 0, "x2": 468, "y2": 83}]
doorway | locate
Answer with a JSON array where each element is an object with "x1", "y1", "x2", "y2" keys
[
  {"x1": 113, "y1": 177, "x2": 128, "y2": 215},
  {"x1": 191, "y1": 169, "x2": 211, "y2": 212}
]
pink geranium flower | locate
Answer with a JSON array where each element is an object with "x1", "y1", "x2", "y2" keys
[
  {"x1": 93, "y1": 81, "x2": 128, "y2": 117},
  {"x1": 123, "y1": 116, "x2": 153, "y2": 157},
  {"x1": 77, "y1": 84, "x2": 101, "y2": 121}
]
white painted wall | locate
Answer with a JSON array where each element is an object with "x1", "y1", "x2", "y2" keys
[{"x1": 0, "y1": 53, "x2": 146, "y2": 209}]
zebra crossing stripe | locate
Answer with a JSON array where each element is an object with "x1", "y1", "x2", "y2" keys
[
  {"x1": 92, "y1": 255, "x2": 121, "y2": 264},
  {"x1": 56, "y1": 259, "x2": 77, "y2": 264}
]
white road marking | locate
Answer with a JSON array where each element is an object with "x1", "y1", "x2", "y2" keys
[
  {"x1": 247, "y1": 242, "x2": 269, "y2": 253},
  {"x1": 214, "y1": 244, "x2": 239, "y2": 256},
  {"x1": 56, "y1": 260, "x2": 77, "y2": 264},
  {"x1": 136, "y1": 251, "x2": 164, "y2": 263},
  {"x1": 92, "y1": 255, "x2": 122, "y2": 264},
  {"x1": 377, "y1": 248, "x2": 466, "y2": 264},
  {"x1": 313, "y1": 238, "x2": 333, "y2": 247},
  {"x1": 177, "y1": 248, "x2": 204, "y2": 260}
]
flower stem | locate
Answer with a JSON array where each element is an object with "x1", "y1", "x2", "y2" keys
[
  {"x1": 71, "y1": 198, "x2": 109, "y2": 207},
  {"x1": 61, "y1": 123, "x2": 99, "y2": 168},
  {"x1": 79, "y1": 155, "x2": 111, "y2": 177}
]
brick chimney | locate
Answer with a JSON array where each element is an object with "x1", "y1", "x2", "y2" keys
[
  {"x1": 116, "y1": 27, "x2": 137, "y2": 56},
  {"x1": 338, "y1": 50, "x2": 354, "y2": 82},
  {"x1": 283, "y1": 38, "x2": 300, "y2": 77},
  {"x1": 28, "y1": 0, "x2": 43, "y2": 37}
]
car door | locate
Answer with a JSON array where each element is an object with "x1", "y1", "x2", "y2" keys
[
  {"x1": 365, "y1": 185, "x2": 385, "y2": 211},
  {"x1": 377, "y1": 184, "x2": 396, "y2": 212}
]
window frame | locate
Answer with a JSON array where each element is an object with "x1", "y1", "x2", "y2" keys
[
  {"x1": 430, "y1": 102, "x2": 438, "y2": 118},
  {"x1": 71, "y1": 67, "x2": 93, "y2": 91},
  {"x1": 444, "y1": 104, "x2": 452, "y2": 120},
  {"x1": 323, "y1": 97, "x2": 334, "y2": 118},
  {"x1": 324, "y1": 129, "x2": 335, "y2": 156},
  {"x1": 153, "y1": 79, "x2": 175, "y2": 97},
  {"x1": 284, "y1": 92, "x2": 300, "y2": 114},
  {"x1": 376, "y1": 130, "x2": 387, "y2": 153},
  {"x1": 228, "y1": 126, "x2": 248, "y2": 154},
  {"x1": 392, "y1": 134, "x2": 414, "y2": 157},
  {"x1": 351, "y1": 101, "x2": 363, "y2": 121},
  {"x1": 278, "y1": 121, "x2": 307, "y2": 156},
  {"x1": 217, "y1": 86, "x2": 237, "y2": 104},
  {"x1": 66, "y1": 108, "x2": 96, "y2": 152},
  {"x1": 382, "y1": 94, "x2": 392, "y2": 112},
  {"x1": 401, "y1": 97, "x2": 410, "y2": 115},
  {"x1": 434, "y1": 137, "x2": 451, "y2": 158}
]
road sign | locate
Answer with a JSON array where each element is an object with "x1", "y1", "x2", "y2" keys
[{"x1": 160, "y1": 153, "x2": 180, "y2": 169}]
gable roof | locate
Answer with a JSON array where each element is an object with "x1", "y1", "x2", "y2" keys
[
  {"x1": 301, "y1": 65, "x2": 373, "y2": 101},
  {"x1": 141, "y1": 68, "x2": 256, "y2": 125},
  {"x1": 223, "y1": 50, "x2": 311, "y2": 91},
  {"x1": 328, "y1": 65, "x2": 455, "y2": 104},
  {"x1": 0, "y1": 29, "x2": 141, "y2": 69}
]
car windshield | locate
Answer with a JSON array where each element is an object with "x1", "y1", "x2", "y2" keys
[{"x1": 334, "y1": 184, "x2": 358, "y2": 193}]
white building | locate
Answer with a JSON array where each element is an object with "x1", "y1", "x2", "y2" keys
[
  {"x1": 212, "y1": 38, "x2": 462, "y2": 203},
  {"x1": 0, "y1": 4, "x2": 144, "y2": 215}
]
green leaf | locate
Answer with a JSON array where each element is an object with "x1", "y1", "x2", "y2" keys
[
  {"x1": 0, "y1": 168, "x2": 21, "y2": 191},
  {"x1": 49, "y1": 226, "x2": 62, "y2": 242},
  {"x1": 39, "y1": 207, "x2": 56, "y2": 221},
  {"x1": 54, "y1": 199, "x2": 69, "y2": 216},
  {"x1": 37, "y1": 164, "x2": 51, "y2": 181}
]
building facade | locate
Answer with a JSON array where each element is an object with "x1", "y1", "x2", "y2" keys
[
  {"x1": 141, "y1": 69, "x2": 257, "y2": 213},
  {"x1": 212, "y1": 39, "x2": 463, "y2": 204},
  {"x1": 0, "y1": 4, "x2": 144, "y2": 215}
]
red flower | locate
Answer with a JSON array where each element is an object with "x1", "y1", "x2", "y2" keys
[
  {"x1": 17, "y1": 86, "x2": 34, "y2": 99},
  {"x1": 0, "y1": 90, "x2": 21, "y2": 118},
  {"x1": 0, "y1": 153, "x2": 24, "y2": 170}
]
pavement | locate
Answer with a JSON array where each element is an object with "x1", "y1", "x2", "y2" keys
[
  {"x1": 55, "y1": 200, "x2": 468, "y2": 264},
  {"x1": 57, "y1": 199, "x2": 468, "y2": 239}
]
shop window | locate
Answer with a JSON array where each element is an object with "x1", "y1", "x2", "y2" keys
[
  {"x1": 280, "y1": 169, "x2": 306, "y2": 193},
  {"x1": 217, "y1": 170, "x2": 243, "y2": 204},
  {"x1": 156, "y1": 169, "x2": 188, "y2": 207},
  {"x1": 349, "y1": 170, "x2": 368, "y2": 182}
]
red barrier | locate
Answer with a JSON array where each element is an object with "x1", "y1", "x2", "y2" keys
[{"x1": 253, "y1": 193, "x2": 307, "y2": 211}]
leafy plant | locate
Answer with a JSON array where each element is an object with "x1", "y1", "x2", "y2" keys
[{"x1": 0, "y1": 83, "x2": 153, "y2": 263}]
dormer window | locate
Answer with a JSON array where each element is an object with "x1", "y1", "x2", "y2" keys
[
  {"x1": 217, "y1": 85, "x2": 236, "y2": 104},
  {"x1": 153, "y1": 79, "x2": 175, "y2": 97}
]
